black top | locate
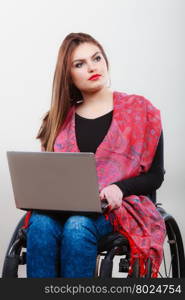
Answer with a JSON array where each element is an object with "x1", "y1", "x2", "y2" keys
[{"x1": 75, "y1": 110, "x2": 164, "y2": 197}]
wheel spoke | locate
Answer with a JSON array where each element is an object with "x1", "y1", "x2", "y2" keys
[
  {"x1": 167, "y1": 254, "x2": 174, "y2": 277},
  {"x1": 158, "y1": 270, "x2": 163, "y2": 278},
  {"x1": 163, "y1": 248, "x2": 168, "y2": 276}
]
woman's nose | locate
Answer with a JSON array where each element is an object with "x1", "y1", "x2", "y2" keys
[{"x1": 87, "y1": 62, "x2": 96, "y2": 72}]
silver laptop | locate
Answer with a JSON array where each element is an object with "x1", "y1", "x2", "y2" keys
[{"x1": 7, "y1": 151, "x2": 108, "y2": 214}]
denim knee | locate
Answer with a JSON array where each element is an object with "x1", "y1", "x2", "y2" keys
[
  {"x1": 27, "y1": 212, "x2": 63, "y2": 240},
  {"x1": 62, "y1": 215, "x2": 97, "y2": 243}
]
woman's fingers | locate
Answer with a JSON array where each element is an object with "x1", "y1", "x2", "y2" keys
[
  {"x1": 99, "y1": 185, "x2": 123, "y2": 211},
  {"x1": 99, "y1": 191, "x2": 106, "y2": 200}
]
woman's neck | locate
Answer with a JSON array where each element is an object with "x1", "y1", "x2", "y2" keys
[{"x1": 80, "y1": 87, "x2": 113, "y2": 108}]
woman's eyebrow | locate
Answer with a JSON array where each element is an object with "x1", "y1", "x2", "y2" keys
[{"x1": 72, "y1": 51, "x2": 101, "y2": 64}]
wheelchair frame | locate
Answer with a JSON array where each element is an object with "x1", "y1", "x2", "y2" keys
[{"x1": 2, "y1": 190, "x2": 185, "y2": 278}]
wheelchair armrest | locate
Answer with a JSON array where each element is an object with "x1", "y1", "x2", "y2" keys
[{"x1": 98, "y1": 232, "x2": 129, "y2": 253}]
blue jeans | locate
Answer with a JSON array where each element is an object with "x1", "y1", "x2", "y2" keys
[{"x1": 26, "y1": 211, "x2": 114, "y2": 278}]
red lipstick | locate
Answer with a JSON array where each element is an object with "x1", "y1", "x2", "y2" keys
[{"x1": 88, "y1": 74, "x2": 101, "y2": 80}]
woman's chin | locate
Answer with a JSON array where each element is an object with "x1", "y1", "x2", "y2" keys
[{"x1": 84, "y1": 83, "x2": 107, "y2": 94}]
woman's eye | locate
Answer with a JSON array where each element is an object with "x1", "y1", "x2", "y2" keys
[
  {"x1": 95, "y1": 55, "x2": 101, "y2": 62},
  {"x1": 74, "y1": 56, "x2": 101, "y2": 68},
  {"x1": 75, "y1": 62, "x2": 83, "y2": 68}
]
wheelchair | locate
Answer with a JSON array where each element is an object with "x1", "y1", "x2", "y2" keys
[{"x1": 2, "y1": 190, "x2": 185, "y2": 278}]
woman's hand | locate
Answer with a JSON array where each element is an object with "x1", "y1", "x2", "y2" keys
[{"x1": 99, "y1": 184, "x2": 123, "y2": 211}]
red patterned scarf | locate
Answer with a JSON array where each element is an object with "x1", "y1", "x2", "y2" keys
[{"x1": 53, "y1": 91, "x2": 166, "y2": 277}]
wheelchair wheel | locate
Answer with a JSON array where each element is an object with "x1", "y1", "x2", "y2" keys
[
  {"x1": 157, "y1": 206, "x2": 185, "y2": 278},
  {"x1": 2, "y1": 215, "x2": 27, "y2": 278}
]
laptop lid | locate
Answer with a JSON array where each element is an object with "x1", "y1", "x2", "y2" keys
[{"x1": 7, "y1": 151, "x2": 103, "y2": 214}]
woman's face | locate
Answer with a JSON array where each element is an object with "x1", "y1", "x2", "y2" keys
[{"x1": 70, "y1": 42, "x2": 109, "y2": 94}]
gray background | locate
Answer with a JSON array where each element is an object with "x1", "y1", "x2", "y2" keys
[{"x1": 0, "y1": 0, "x2": 184, "y2": 276}]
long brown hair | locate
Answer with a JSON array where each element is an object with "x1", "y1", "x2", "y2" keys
[{"x1": 36, "y1": 32, "x2": 109, "y2": 151}]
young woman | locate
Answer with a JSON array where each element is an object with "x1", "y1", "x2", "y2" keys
[{"x1": 26, "y1": 32, "x2": 166, "y2": 278}]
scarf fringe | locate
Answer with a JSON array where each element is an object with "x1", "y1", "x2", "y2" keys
[
  {"x1": 104, "y1": 211, "x2": 160, "y2": 278},
  {"x1": 128, "y1": 253, "x2": 159, "y2": 278}
]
